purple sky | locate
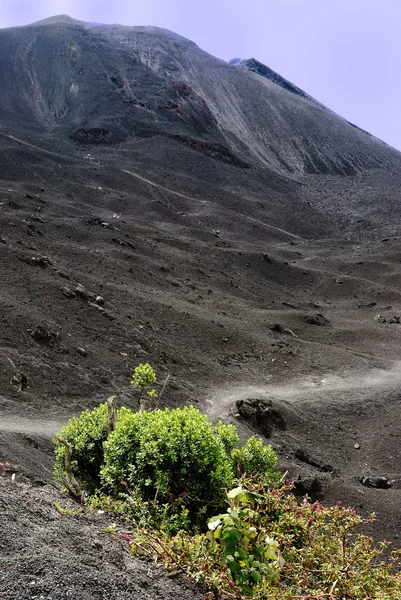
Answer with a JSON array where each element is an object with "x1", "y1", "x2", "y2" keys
[{"x1": 1, "y1": 0, "x2": 400, "y2": 150}]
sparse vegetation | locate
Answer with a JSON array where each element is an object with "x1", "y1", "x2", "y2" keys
[
  {"x1": 53, "y1": 364, "x2": 280, "y2": 529},
  {"x1": 121, "y1": 479, "x2": 401, "y2": 599},
  {"x1": 53, "y1": 364, "x2": 401, "y2": 599}
]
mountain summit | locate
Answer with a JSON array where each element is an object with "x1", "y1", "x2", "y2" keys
[
  {"x1": 0, "y1": 16, "x2": 400, "y2": 238},
  {"x1": 29, "y1": 15, "x2": 88, "y2": 26}
]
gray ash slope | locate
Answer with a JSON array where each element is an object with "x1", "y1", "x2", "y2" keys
[
  {"x1": 1, "y1": 15, "x2": 401, "y2": 236},
  {"x1": 2, "y1": 15, "x2": 401, "y2": 575}
]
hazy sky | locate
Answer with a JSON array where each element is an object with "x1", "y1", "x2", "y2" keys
[{"x1": 1, "y1": 0, "x2": 400, "y2": 150}]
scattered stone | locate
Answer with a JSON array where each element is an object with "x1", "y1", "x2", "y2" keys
[
  {"x1": 294, "y1": 475, "x2": 326, "y2": 501},
  {"x1": 359, "y1": 475, "x2": 394, "y2": 489},
  {"x1": 103, "y1": 311, "x2": 115, "y2": 321},
  {"x1": 87, "y1": 215, "x2": 103, "y2": 225},
  {"x1": 75, "y1": 284, "x2": 90, "y2": 301},
  {"x1": 376, "y1": 315, "x2": 387, "y2": 323},
  {"x1": 55, "y1": 346, "x2": 70, "y2": 354},
  {"x1": 354, "y1": 443, "x2": 360, "y2": 449},
  {"x1": 10, "y1": 373, "x2": 28, "y2": 391},
  {"x1": 294, "y1": 448, "x2": 334, "y2": 472},
  {"x1": 30, "y1": 325, "x2": 60, "y2": 346},
  {"x1": 8, "y1": 200, "x2": 22, "y2": 209},
  {"x1": 304, "y1": 313, "x2": 329, "y2": 326},
  {"x1": 30, "y1": 214, "x2": 45, "y2": 223},
  {"x1": 282, "y1": 301, "x2": 299, "y2": 309},
  {"x1": 237, "y1": 401, "x2": 257, "y2": 421},
  {"x1": 57, "y1": 270, "x2": 70, "y2": 279},
  {"x1": 389, "y1": 316, "x2": 400, "y2": 324},
  {"x1": 111, "y1": 237, "x2": 125, "y2": 246},
  {"x1": 20, "y1": 373, "x2": 28, "y2": 391},
  {"x1": 87, "y1": 215, "x2": 116, "y2": 229},
  {"x1": 0, "y1": 236, "x2": 6, "y2": 244},
  {"x1": 88, "y1": 301, "x2": 105, "y2": 313},
  {"x1": 76, "y1": 347, "x2": 88, "y2": 357},
  {"x1": 61, "y1": 287, "x2": 76, "y2": 298},
  {"x1": 270, "y1": 323, "x2": 298, "y2": 337},
  {"x1": 95, "y1": 296, "x2": 104, "y2": 307},
  {"x1": 335, "y1": 278, "x2": 344, "y2": 284},
  {"x1": 20, "y1": 255, "x2": 52, "y2": 268}
]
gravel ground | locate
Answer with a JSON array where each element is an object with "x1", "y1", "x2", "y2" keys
[{"x1": 0, "y1": 473, "x2": 204, "y2": 600}]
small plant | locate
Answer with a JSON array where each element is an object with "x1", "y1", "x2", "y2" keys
[
  {"x1": 52, "y1": 500, "x2": 83, "y2": 517},
  {"x1": 131, "y1": 363, "x2": 158, "y2": 411},
  {"x1": 207, "y1": 485, "x2": 283, "y2": 594}
]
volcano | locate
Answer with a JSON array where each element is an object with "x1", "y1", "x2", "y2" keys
[{"x1": 1, "y1": 15, "x2": 401, "y2": 598}]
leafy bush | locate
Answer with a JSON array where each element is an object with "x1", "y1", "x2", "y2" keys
[
  {"x1": 213, "y1": 421, "x2": 240, "y2": 455},
  {"x1": 207, "y1": 485, "x2": 283, "y2": 593},
  {"x1": 231, "y1": 436, "x2": 279, "y2": 481},
  {"x1": 53, "y1": 400, "x2": 279, "y2": 528},
  {"x1": 101, "y1": 406, "x2": 236, "y2": 526},
  {"x1": 53, "y1": 403, "x2": 109, "y2": 494}
]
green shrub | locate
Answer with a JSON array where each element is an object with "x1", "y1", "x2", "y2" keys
[
  {"x1": 213, "y1": 421, "x2": 240, "y2": 455},
  {"x1": 53, "y1": 403, "x2": 109, "y2": 494},
  {"x1": 101, "y1": 406, "x2": 236, "y2": 526},
  {"x1": 53, "y1": 397, "x2": 280, "y2": 529},
  {"x1": 231, "y1": 436, "x2": 279, "y2": 482}
]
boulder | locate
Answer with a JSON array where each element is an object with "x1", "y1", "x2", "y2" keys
[
  {"x1": 359, "y1": 475, "x2": 394, "y2": 489},
  {"x1": 294, "y1": 474, "x2": 326, "y2": 501},
  {"x1": 236, "y1": 398, "x2": 286, "y2": 438},
  {"x1": 30, "y1": 325, "x2": 60, "y2": 346},
  {"x1": 304, "y1": 313, "x2": 329, "y2": 326}
]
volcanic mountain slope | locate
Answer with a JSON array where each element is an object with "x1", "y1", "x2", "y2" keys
[{"x1": 1, "y1": 16, "x2": 401, "y2": 588}]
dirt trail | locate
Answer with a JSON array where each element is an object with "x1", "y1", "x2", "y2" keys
[
  {"x1": 0, "y1": 416, "x2": 67, "y2": 436},
  {"x1": 2, "y1": 363, "x2": 400, "y2": 438},
  {"x1": 122, "y1": 168, "x2": 303, "y2": 240},
  {"x1": 0, "y1": 132, "x2": 70, "y2": 159},
  {"x1": 203, "y1": 361, "x2": 401, "y2": 419}
]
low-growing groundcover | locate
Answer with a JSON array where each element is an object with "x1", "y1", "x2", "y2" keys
[
  {"x1": 123, "y1": 479, "x2": 401, "y2": 599},
  {"x1": 53, "y1": 402, "x2": 279, "y2": 528}
]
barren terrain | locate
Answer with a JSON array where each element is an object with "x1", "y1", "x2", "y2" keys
[{"x1": 1, "y1": 15, "x2": 401, "y2": 598}]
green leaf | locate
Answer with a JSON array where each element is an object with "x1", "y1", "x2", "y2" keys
[
  {"x1": 227, "y1": 486, "x2": 243, "y2": 499},
  {"x1": 208, "y1": 518, "x2": 222, "y2": 531}
]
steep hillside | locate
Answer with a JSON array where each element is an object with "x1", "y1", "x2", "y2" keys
[{"x1": 1, "y1": 18, "x2": 401, "y2": 586}]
